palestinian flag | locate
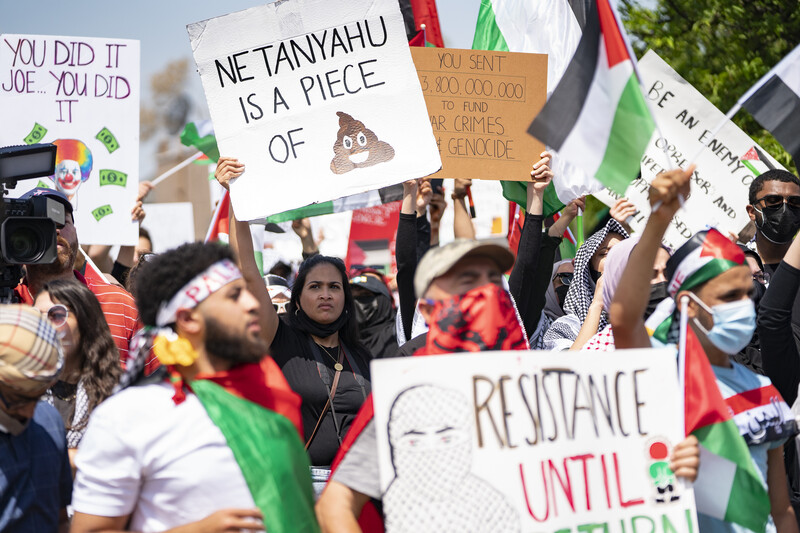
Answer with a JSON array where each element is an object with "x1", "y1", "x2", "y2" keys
[
  {"x1": 739, "y1": 44, "x2": 800, "y2": 164},
  {"x1": 180, "y1": 120, "x2": 220, "y2": 163},
  {"x1": 262, "y1": 185, "x2": 404, "y2": 224},
  {"x1": 741, "y1": 145, "x2": 777, "y2": 177},
  {"x1": 191, "y1": 357, "x2": 319, "y2": 533},
  {"x1": 507, "y1": 203, "x2": 576, "y2": 258},
  {"x1": 528, "y1": 0, "x2": 655, "y2": 195},
  {"x1": 472, "y1": 0, "x2": 601, "y2": 217},
  {"x1": 683, "y1": 326, "x2": 770, "y2": 533},
  {"x1": 399, "y1": 0, "x2": 444, "y2": 47}
]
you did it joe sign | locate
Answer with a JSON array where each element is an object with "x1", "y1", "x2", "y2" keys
[
  {"x1": 371, "y1": 349, "x2": 698, "y2": 533},
  {"x1": 188, "y1": 0, "x2": 441, "y2": 221}
]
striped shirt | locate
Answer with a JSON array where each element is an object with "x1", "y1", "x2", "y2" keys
[{"x1": 15, "y1": 271, "x2": 140, "y2": 369}]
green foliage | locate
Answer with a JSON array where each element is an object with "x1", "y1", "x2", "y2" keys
[{"x1": 619, "y1": 0, "x2": 800, "y2": 173}]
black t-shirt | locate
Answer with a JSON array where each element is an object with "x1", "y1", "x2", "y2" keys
[
  {"x1": 270, "y1": 319, "x2": 371, "y2": 466},
  {"x1": 396, "y1": 332, "x2": 427, "y2": 357}
]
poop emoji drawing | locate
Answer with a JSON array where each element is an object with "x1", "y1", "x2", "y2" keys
[{"x1": 330, "y1": 111, "x2": 395, "y2": 174}]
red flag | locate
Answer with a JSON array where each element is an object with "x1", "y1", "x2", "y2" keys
[{"x1": 205, "y1": 191, "x2": 231, "y2": 243}]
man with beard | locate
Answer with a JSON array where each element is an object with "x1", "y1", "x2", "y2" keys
[
  {"x1": 13, "y1": 188, "x2": 139, "y2": 367},
  {"x1": 350, "y1": 271, "x2": 397, "y2": 358},
  {"x1": 70, "y1": 242, "x2": 319, "y2": 533}
]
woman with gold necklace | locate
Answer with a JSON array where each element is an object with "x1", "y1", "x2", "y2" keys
[{"x1": 217, "y1": 157, "x2": 371, "y2": 498}]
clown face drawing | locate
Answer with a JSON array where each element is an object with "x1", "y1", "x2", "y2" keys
[{"x1": 51, "y1": 139, "x2": 93, "y2": 210}]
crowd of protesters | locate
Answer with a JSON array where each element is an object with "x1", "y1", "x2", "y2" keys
[{"x1": 3, "y1": 149, "x2": 800, "y2": 533}]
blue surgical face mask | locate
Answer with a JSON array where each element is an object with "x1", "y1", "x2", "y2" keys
[{"x1": 688, "y1": 293, "x2": 756, "y2": 354}]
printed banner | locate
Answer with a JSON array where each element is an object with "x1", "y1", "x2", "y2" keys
[
  {"x1": 592, "y1": 50, "x2": 783, "y2": 250},
  {"x1": 188, "y1": 0, "x2": 441, "y2": 222},
  {"x1": 345, "y1": 200, "x2": 400, "y2": 274},
  {"x1": 371, "y1": 349, "x2": 697, "y2": 533},
  {"x1": 411, "y1": 47, "x2": 547, "y2": 181},
  {"x1": 0, "y1": 34, "x2": 140, "y2": 245}
]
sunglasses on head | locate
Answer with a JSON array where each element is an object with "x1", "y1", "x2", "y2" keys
[
  {"x1": 757, "y1": 194, "x2": 800, "y2": 209},
  {"x1": 44, "y1": 304, "x2": 69, "y2": 328},
  {"x1": 554, "y1": 272, "x2": 573, "y2": 286}
]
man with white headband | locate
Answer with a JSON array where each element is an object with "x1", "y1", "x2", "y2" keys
[{"x1": 70, "y1": 242, "x2": 319, "y2": 533}]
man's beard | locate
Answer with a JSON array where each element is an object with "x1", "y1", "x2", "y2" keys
[
  {"x1": 28, "y1": 236, "x2": 76, "y2": 277},
  {"x1": 204, "y1": 315, "x2": 266, "y2": 365}
]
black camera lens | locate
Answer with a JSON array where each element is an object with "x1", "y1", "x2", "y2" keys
[
  {"x1": 1, "y1": 217, "x2": 57, "y2": 265},
  {"x1": 7, "y1": 225, "x2": 43, "y2": 262}
]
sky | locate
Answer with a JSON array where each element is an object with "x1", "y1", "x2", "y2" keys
[{"x1": 2, "y1": 1, "x2": 483, "y2": 178}]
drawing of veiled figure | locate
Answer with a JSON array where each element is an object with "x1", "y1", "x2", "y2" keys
[{"x1": 383, "y1": 385, "x2": 519, "y2": 532}]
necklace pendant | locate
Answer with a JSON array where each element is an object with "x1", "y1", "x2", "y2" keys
[{"x1": 334, "y1": 362, "x2": 344, "y2": 372}]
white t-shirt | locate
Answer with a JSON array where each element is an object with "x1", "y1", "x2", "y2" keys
[{"x1": 72, "y1": 382, "x2": 257, "y2": 532}]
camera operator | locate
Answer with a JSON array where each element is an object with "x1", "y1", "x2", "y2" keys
[{"x1": 12, "y1": 188, "x2": 140, "y2": 369}]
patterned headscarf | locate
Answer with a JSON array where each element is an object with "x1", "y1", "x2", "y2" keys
[
  {"x1": 651, "y1": 229, "x2": 745, "y2": 343},
  {"x1": 0, "y1": 305, "x2": 63, "y2": 393}
]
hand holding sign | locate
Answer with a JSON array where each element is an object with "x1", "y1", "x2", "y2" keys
[{"x1": 214, "y1": 157, "x2": 244, "y2": 192}]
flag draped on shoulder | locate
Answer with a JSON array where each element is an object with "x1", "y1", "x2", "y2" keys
[
  {"x1": 683, "y1": 326, "x2": 771, "y2": 533},
  {"x1": 191, "y1": 358, "x2": 318, "y2": 533},
  {"x1": 528, "y1": 0, "x2": 655, "y2": 194},
  {"x1": 739, "y1": 44, "x2": 800, "y2": 164}
]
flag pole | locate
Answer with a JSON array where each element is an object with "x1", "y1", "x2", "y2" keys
[
  {"x1": 420, "y1": 23, "x2": 427, "y2": 46},
  {"x1": 678, "y1": 295, "x2": 689, "y2": 436},
  {"x1": 79, "y1": 247, "x2": 109, "y2": 284},
  {"x1": 576, "y1": 208, "x2": 585, "y2": 247},
  {"x1": 150, "y1": 152, "x2": 203, "y2": 188}
]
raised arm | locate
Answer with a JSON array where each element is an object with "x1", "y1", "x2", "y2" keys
[
  {"x1": 215, "y1": 157, "x2": 280, "y2": 346},
  {"x1": 452, "y1": 178, "x2": 476, "y2": 240},
  {"x1": 610, "y1": 166, "x2": 693, "y2": 349},
  {"x1": 396, "y1": 180, "x2": 420, "y2": 341},
  {"x1": 508, "y1": 153, "x2": 553, "y2": 336}
]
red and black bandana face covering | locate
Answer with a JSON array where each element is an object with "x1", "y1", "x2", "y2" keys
[{"x1": 416, "y1": 283, "x2": 528, "y2": 356}]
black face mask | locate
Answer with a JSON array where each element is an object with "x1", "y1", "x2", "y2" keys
[
  {"x1": 354, "y1": 294, "x2": 380, "y2": 325},
  {"x1": 645, "y1": 281, "x2": 668, "y2": 319},
  {"x1": 555, "y1": 285, "x2": 570, "y2": 309},
  {"x1": 755, "y1": 203, "x2": 800, "y2": 244},
  {"x1": 751, "y1": 279, "x2": 766, "y2": 309},
  {"x1": 589, "y1": 267, "x2": 602, "y2": 283}
]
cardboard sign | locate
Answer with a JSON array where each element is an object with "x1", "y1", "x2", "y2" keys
[
  {"x1": 371, "y1": 349, "x2": 697, "y2": 533},
  {"x1": 188, "y1": 0, "x2": 441, "y2": 222},
  {"x1": 411, "y1": 47, "x2": 547, "y2": 181},
  {"x1": 0, "y1": 34, "x2": 140, "y2": 245},
  {"x1": 592, "y1": 51, "x2": 784, "y2": 249}
]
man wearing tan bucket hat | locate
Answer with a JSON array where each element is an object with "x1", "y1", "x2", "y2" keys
[{"x1": 0, "y1": 304, "x2": 71, "y2": 533}]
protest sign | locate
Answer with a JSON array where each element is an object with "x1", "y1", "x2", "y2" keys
[
  {"x1": 0, "y1": 34, "x2": 140, "y2": 245},
  {"x1": 140, "y1": 202, "x2": 195, "y2": 253},
  {"x1": 592, "y1": 51, "x2": 783, "y2": 250},
  {"x1": 371, "y1": 349, "x2": 697, "y2": 533},
  {"x1": 411, "y1": 47, "x2": 547, "y2": 181},
  {"x1": 188, "y1": 0, "x2": 441, "y2": 222}
]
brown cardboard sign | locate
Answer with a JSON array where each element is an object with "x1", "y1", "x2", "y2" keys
[{"x1": 410, "y1": 47, "x2": 547, "y2": 181}]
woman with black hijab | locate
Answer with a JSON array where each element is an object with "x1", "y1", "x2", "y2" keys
[
  {"x1": 349, "y1": 270, "x2": 398, "y2": 358},
  {"x1": 216, "y1": 157, "x2": 370, "y2": 497}
]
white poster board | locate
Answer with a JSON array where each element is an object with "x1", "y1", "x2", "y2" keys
[
  {"x1": 0, "y1": 34, "x2": 140, "y2": 245},
  {"x1": 371, "y1": 349, "x2": 697, "y2": 533},
  {"x1": 140, "y1": 202, "x2": 195, "y2": 253},
  {"x1": 593, "y1": 50, "x2": 783, "y2": 249},
  {"x1": 188, "y1": 0, "x2": 441, "y2": 222}
]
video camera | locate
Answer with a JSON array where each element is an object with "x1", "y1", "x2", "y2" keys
[{"x1": 0, "y1": 143, "x2": 63, "y2": 303}]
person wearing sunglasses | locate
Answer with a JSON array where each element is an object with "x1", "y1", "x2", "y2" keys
[
  {"x1": 33, "y1": 279, "x2": 121, "y2": 472},
  {"x1": 0, "y1": 304, "x2": 71, "y2": 532},
  {"x1": 746, "y1": 170, "x2": 800, "y2": 266}
]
